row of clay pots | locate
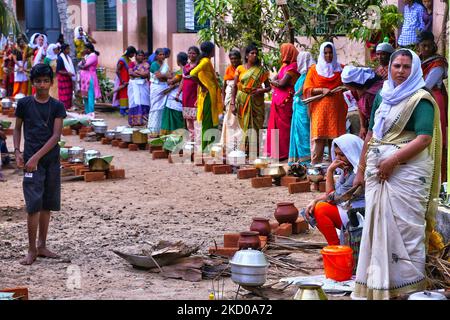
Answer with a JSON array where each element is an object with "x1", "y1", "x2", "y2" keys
[{"x1": 238, "y1": 202, "x2": 299, "y2": 250}]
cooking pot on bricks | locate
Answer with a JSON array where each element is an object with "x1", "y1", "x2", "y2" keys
[
  {"x1": 84, "y1": 150, "x2": 101, "y2": 165},
  {"x1": 68, "y1": 146, "x2": 85, "y2": 163},
  {"x1": 121, "y1": 129, "x2": 134, "y2": 143},
  {"x1": 1, "y1": 98, "x2": 12, "y2": 110},
  {"x1": 105, "y1": 130, "x2": 116, "y2": 140},
  {"x1": 92, "y1": 121, "x2": 108, "y2": 134},
  {"x1": 132, "y1": 129, "x2": 148, "y2": 144},
  {"x1": 227, "y1": 150, "x2": 246, "y2": 166},
  {"x1": 230, "y1": 249, "x2": 269, "y2": 287}
]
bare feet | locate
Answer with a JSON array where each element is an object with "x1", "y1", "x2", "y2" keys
[
  {"x1": 37, "y1": 247, "x2": 60, "y2": 259},
  {"x1": 20, "y1": 251, "x2": 37, "y2": 265}
]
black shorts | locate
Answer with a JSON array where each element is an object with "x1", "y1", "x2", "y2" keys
[{"x1": 23, "y1": 159, "x2": 61, "y2": 214}]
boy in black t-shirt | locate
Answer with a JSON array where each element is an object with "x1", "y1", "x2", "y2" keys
[{"x1": 13, "y1": 64, "x2": 67, "y2": 265}]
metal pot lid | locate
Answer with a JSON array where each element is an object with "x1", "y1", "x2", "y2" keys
[
  {"x1": 230, "y1": 249, "x2": 268, "y2": 267},
  {"x1": 115, "y1": 126, "x2": 127, "y2": 132},
  {"x1": 408, "y1": 291, "x2": 447, "y2": 300},
  {"x1": 84, "y1": 150, "x2": 100, "y2": 154},
  {"x1": 1, "y1": 98, "x2": 11, "y2": 102},
  {"x1": 69, "y1": 147, "x2": 84, "y2": 151}
]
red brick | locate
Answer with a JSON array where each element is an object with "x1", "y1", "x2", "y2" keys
[
  {"x1": 128, "y1": 144, "x2": 138, "y2": 151},
  {"x1": 212, "y1": 164, "x2": 233, "y2": 174},
  {"x1": 107, "y1": 169, "x2": 125, "y2": 179},
  {"x1": 319, "y1": 181, "x2": 326, "y2": 193},
  {"x1": 84, "y1": 171, "x2": 106, "y2": 182},
  {"x1": 119, "y1": 141, "x2": 128, "y2": 149},
  {"x1": 79, "y1": 132, "x2": 86, "y2": 139},
  {"x1": 193, "y1": 155, "x2": 205, "y2": 166},
  {"x1": 251, "y1": 176, "x2": 273, "y2": 188},
  {"x1": 281, "y1": 176, "x2": 303, "y2": 187},
  {"x1": 101, "y1": 137, "x2": 110, "y2": 145},
  {"x1": 5, "y1": 128, "x2": 13, "y2": 135},
  {"x1": 237, "y1": 168, "x2": 258, "y2": 179},
  {"x1": 152, "y1": 150, "x2": 169, "y2": 159},
  {"x1": 223, "y1": 233, "x2": 240, "y2": 248},
  {"x1": 259, "y1": 236, "x2": 268, "y2": 248},
  {"x1": 80, "y1": 126, "x2": 92, "y2": 133},
  {"x1": 288, "y1": 181, "x2": 311, "y2": 194},
  {"x1": 1, "y1": 109, "x2": 8, "y2": 115},
  {"x1": 8, "y1": 109, "x2": 15, "y2": 118},
  {"x1": 208, "y1": 247, "x2": 239, "y2": 258},
  {"x1": 111, "y1": 139, "x2": 120, "y2": 147},
  {"x1": 269, "y1": 220, "x2": 279, "y2": 232},
  {"x1": 149, "y1": 145, "x2": 163, "y2": 153},
  {"x1": 76, "y1": 168, "x2": 90, "y2": 176},
  {"x1": 276, "y1": 223, "x2": 293, "y2": 237},
  {"x1": 62, "y1": 127, "x2": 72, "y2": 136},
  {"x1": 292, "y1": 217, "x2": 309, "y2": 234}
]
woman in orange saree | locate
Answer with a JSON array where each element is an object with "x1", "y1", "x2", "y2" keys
[{"x1": 303, "y1": 42, "x2": 346, "y2": 164}]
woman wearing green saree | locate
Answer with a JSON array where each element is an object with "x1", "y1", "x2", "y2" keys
[{"x1": 231, "y1": 44, "x2": 270, "y2": 153}]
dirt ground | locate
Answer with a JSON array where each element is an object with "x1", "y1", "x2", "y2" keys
[{"x1": 0, "y1": 111, "x2": 335, "y2": 300}]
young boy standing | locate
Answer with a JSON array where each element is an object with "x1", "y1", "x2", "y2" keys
[{"x1": 13, "y1": 63, "x2": 66, "y2": 265}]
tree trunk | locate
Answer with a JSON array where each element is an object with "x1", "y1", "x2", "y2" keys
[
  {"x1": 440, "y1": 0, "x2": 448, "y2": 58},
  {"x1": 0, "y1": 0, "x2": 22, "y2": 36},
  {"x1": 279, "y1": 4, "x2": 295, "y2": 44},
  {"x1": 55, "y1": 0, "x2": 75, "y2": 59}
]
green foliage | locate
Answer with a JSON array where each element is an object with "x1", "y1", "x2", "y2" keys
[
  {"x1": 0, "y1": 0, "x2": 22, "y2": 38},
  {"x1": 96, "y1": 68, "x2": 114, "y2": 103},
  {"x1": 348, "y1": 4, "x2": 403, "y2": 43},
  {"x1": 195, "y1": 0, "x2": 396, "y2": 70}
]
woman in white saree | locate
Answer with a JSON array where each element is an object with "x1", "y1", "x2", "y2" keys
[{"x1": 353, "y1": 49, "x2": 442, "y2": 300}]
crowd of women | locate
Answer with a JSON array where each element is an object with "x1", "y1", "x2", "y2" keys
[{"x1": 1, "y1": 28, "x2": 448, "y2": 299}]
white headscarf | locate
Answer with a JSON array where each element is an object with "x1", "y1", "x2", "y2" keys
[
  {"x1": 74, "y1": 26, "x2": 89, "y2": 44},
  {"x1": 31, "y1": 34, "x2": 48, "y2": 66},
  {"x1": 341, "y1": 66, "x2": 375, "y2": 85},
  {"x1": 331, "y1": 133, "x2": 364, "y2": 174},
  {"x1": 297, "y1": 51, "x2": 315, "y2": 75},
  {"x1": 372, "y1": 49, "x2": 426, "y2": 138},
  {"x1": 45, "y1": 44, "x2": 59, "y2": 61},
  {"x1": 316, "y1": 42, "x2": 342, "y2": 78}
]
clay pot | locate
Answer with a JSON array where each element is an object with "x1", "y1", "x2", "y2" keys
[
  {"x1": 274, "y1": 202, "x2": 298, "y2": 224},
  {"x1": 250, "y1": 217, "x2": 271, "y2": 237},
  {"x1": 238, "y1": 231, "x2": 261, "y2": 250}
]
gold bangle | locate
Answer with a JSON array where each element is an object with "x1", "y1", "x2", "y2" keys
[
  {"x1": 357, "y1": 164, "x2": 366, "y2": 171},
  {"x1": 393, "y1": 154, "x2": 401, "y2": 166}
]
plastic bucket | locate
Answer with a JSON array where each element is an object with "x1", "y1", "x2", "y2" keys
[{"x1": 320, "y1": 245, "x2": 354, "y2": 281}]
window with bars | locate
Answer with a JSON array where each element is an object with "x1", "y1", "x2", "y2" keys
[
  {"x1": 296, "y1": 13, "x2": 349, "y2": 36},
  {"x1": 96, "y1": 0, "x2": 117, "y2": 31},
  {"x1": 176, "y1": 0, "x2": 209, "y2": 33}
]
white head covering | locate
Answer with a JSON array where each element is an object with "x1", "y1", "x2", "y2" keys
[
  {"x1": 376, "y1": 42, "x2": 394, "y2": 54},
  {"x1": 74, "y1": 26, "x2": 89, "y2": 44},
  {"x1": 28, "y1": 33, "x2": 40, "y2": 49},
  {"x1": 297, "y1": 51, "x2": 315, "y2": 75},
  {"x1": 45, "y1": 44, "x2": 59, "y2": 61},
  {"x1": 372, "y1": 49, "x2": 426, "y2": 138},
  {"x1": 31, "y1": 34, "x2": 48, "y2": 66},
  {"x1": 331, "y1": 133, "x2": 364, "y2": 174},
  {"x1": 341, "y1": 66, "x2": 375, "y2": 85},
  {"x1": 316, "y1": 42, "x2": 342, "y2": 78}
]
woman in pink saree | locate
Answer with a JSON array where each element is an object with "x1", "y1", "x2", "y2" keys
[
  {"x1": 78, "y1": 43, "x2": 101, "y2": 114},
  {"x1": 266, "y1": 43, "x2": 300, "y2": 160}
]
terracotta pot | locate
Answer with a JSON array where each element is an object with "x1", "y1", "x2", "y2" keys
[
  {"x1": 250, "y1": 217, "x2": 271, "y2": 236},
  {"x1": 274, "y1": 202, "x2": 298, "y2": 224},
  {"x1": 238, "y1": 231, "x2": 261, "y2": 250}
]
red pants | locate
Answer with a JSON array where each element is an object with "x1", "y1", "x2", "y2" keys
[{"x1": 314, "y1": 202, "x2": 343, "y2": 245}]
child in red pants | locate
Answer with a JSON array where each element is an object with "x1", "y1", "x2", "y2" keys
[{"x1": 305, "y1": 134, "x2": 365, "y2": 245}]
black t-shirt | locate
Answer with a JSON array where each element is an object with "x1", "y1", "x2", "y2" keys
[{"x1": 15, "y1": 96, "x2": 67, "y2": 163}]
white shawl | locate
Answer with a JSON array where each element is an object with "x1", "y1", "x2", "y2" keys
[
  {"x1": 60, "y1": 53, "x2": 76, "y2": 80},
  {"x1": 297, "y1": 51, "x2": 315, "y2": 75},
  {"x1": 372, "y1": 49, "x2": 426, "y2": 139}
]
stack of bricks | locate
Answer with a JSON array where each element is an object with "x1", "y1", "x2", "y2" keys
[
  {"x1": 78, "y1": 126, "x2": 93, "y2": 140},
  {"x1": 270, "y1": 217, "x2": 309, "y2": 237},
  {"x1": 237, "y1": 167, "x2": 258, "y2": 179},
  {"x1": 60, "y1": 160, "x2": 125, "y2": 182},
  {"x1": 208, "y1": 232, "x2": 268, "y2": 258}
]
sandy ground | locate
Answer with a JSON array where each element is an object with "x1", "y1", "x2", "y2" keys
[{"x1": 0, "y1": 111, "x2": 334, "y2": 300}]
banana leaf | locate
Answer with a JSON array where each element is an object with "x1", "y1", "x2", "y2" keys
[
  {"x1": 101, "y1": 155, "x2": 114, "y2": 163},
  {"x1": 162, "y1": 134, "x2": 183, "y2": 152},
  {"x1": 63, "y1": 119, "x2": 79, "y2": 127}
]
